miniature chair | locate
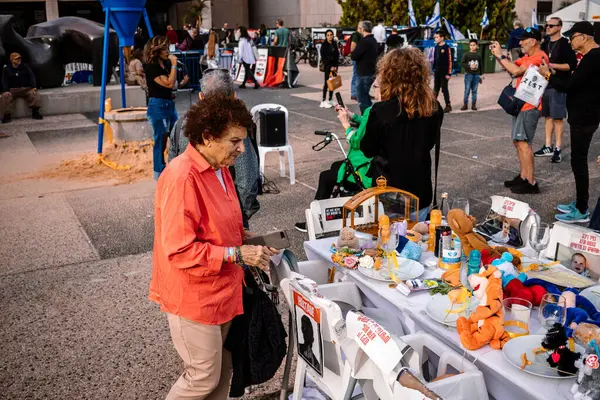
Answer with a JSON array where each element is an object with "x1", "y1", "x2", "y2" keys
[{"x1": 250, "y1": 103, "x2": 294, "y2": 185}]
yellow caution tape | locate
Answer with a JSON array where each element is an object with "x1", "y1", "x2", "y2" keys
[{"x1": 97, "y1": 154, "x2": 132, "y2": 171}]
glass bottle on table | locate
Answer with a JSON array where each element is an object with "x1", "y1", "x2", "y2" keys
[{"x1": 440, "y1": 192, "x2": 450, "y2": 225}]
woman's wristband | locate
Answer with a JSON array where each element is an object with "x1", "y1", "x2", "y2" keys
[
  {"x1": 224, "y1": 247, "x2": 236, "y2": 263},
  {"x1": 235, "y1": 246, "x2": 244, "y2": 265}
]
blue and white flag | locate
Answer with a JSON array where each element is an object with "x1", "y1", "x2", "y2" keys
[
  {"x1": 443, "y1": 18, "x2": 466, "y2": 41},
  {"x1": 408, "y1": 0, "x2": 417, "y2": 28},
  {"x1": 480, "y1": 6, "x2": 489, "y2": 28},
  {"x1": 531, "y1": 8, "x2": 538, "y2": 29},
  {"x1": 425, "y1": 0, "x2": 441, "y2": 29}
]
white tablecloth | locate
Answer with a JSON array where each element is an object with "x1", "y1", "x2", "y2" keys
[{"x1": 303, "y1": 238, "x2": 575, "y2": 400}]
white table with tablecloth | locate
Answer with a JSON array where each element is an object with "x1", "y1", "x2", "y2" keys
[{"x1": 303, "y1": 238, "x2": 576, "y2": 400}]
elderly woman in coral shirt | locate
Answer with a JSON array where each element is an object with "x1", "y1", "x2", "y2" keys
[{"x1": 149, "y1": 95, "x2": 277, "y2": 400}]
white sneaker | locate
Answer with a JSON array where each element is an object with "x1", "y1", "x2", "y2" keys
[
  {"x1": 322, "y1": 101, "x2": 333, "y2": 109},
  {"x1": 319, "y1": 101, "x2": 327, "y2": 108},
  {"x1": 328, "y1": 100, "x2": 335, "y2": 107}
]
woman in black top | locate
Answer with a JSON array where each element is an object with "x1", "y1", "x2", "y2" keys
[
  {"x1": 361, "y1": 48, "x2": 444, "y2": 221},
  {"x1": 319, "y1": 29, "x2": 339, "y2": 108},
  {"x1": 143, "y1": 36, "x2": 182, "y2": 180}
]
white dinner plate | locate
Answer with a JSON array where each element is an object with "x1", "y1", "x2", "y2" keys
[
  {"x1": 389, "y1": 257, "x2": 425, "y2": 280},
  {"x1": 502, "y1": 335, "x2": 584, "y2": 379},
  {"x1": 358, "y1": 266, "x2": 394, "y2": 282},
  {"x1": 425, "y1": 294, "x2": 478, "y2": 327},
  {"x1": 580, "y1": 285, "x2": 600, "y2": 310}
]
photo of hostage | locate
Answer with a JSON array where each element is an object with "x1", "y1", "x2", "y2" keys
[
  {"x1": 298, "y1": 314, "x2": 322, "y2": 375},
  {"x1": 570, "y1": 253, "x2": 589, "y2": 277}
]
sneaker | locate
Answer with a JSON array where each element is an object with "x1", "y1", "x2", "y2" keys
[
  {"x1": 321, "y1": 101, "x2": 333, "y2": 109},
  {"x1": 510, "y1": 179, "x2": 541, "y2": 194},
  {"x1": 460, "y1": 104, "x2": 468, "y2": 111},
  {"x1": 319, "y1": 101, "x2": 326, "y2": 108},
  {"x1": 32, "y1": 110, "x2": 43, "y2": 120},
  {"x1": 555, "y1": 209, "x2": 590, "y2": 224},
  {"x1": 557, "y1": 200, "x2": 577, "y2": 213},
  {"x1": 504, "y1": 174, "x2": 525, "y2": 188},
  {"x1": 534, "y1": 145, "x2": 553, "y2": 157},
  {"x1": 294, "y1": 222, "x2": 307, "y2": 232},
  {"x1": 328, "y1": 100, "x2": 335, "y2": 107},
  {"x1": 551, "y1": 149, "x2": 562, "y2": 163}
]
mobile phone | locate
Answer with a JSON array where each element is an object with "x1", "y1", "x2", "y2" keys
[
  {"x1": 336, "y1": 92, "x2": 345, "y2": 109},
  {"x1": 244, "y1": 230, "x2": 291, "y2": 249}
]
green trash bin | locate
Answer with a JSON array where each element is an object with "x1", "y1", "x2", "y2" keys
[{"x1": 480, "y1": 40, "x2": 499, "y2": 74}]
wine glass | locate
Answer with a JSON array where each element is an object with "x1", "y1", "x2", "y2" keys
[
  {"x1": 538, "y1": 294, "x2": 567, "y2": 333},
  {"x1": 452, "y1": 198, "x2": 470, "y2": 215},
  {"x1": 528, "y1": 223, "x2": 551, "y2": 261}
]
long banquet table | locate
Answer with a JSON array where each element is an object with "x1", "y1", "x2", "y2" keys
[{"x1": 303, "y1": 238, "x2": 576, "y2": 400}]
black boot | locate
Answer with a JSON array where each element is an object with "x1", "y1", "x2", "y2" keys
[
  {"x1": 2, "y1": 113, "x2": 11, "y2": 124},
  {"x1": 471, "y1": 102, "x2": 477, "y2": 111},
  {"x1": 444, "y1": 104, "x2": 452, "y2": 113},
  {"x1": 460, "y1": 103, "x2": 468, "y2": 111},
  {"x1": 32, "y1": 108, "x2": 43, "y2": 120}
]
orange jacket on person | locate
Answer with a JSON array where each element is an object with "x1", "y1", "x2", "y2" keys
[{"x1": 149, "y1": 144, "x2": 245, "y2": 325}]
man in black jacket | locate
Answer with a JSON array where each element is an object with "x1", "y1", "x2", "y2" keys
[
  {"x1": 433, "y1": 30, "x2": 452, "y2": 113},
  {"x1": 2, "y1": 53, "x2": 42, "y2": 123},
  {"x1": 351, "y1": 20, "x2": 378, "y2": 114},
  {"x1": 539, "y1": 21, "x2": 600, "y2": 224}
]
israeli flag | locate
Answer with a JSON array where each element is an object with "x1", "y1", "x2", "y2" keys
[
  {"x1": 425, "y1": 0, "x2": 441, "y2": 28},
  {"x1": 480, "y1": 7, "x2": 489, "y2": 28},
  {"x1": 408, "y1": 0, "x2": 418, "y2": 28},
  {"x1": 443, "y1": 18, "x2": 466, "y2": 41},
  {"x1": 531, "y1": 7, "x2": 538, "y2": 29}
]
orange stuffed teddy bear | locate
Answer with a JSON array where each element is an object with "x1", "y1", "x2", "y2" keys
[
  {"x1": 456, "y1": 265, "x2": 509, "y2": 350},
  {"x1": 447, "y1": 209, "x2": 499, "y2": 259}
]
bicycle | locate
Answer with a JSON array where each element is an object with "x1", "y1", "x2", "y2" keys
[{"x1": 312, "y1": 130, "x2": 367, "y2": 198}]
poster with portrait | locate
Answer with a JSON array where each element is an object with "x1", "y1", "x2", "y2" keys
[
  {"x1": 475, "y1": 196, "x2": 535, "y2": 248},
  {"x1": 292, "y1": 288, "x2": 324, "y2": 376},
  {"x1": 555, "y1": 230, "x2": 600, "y2": 281}
]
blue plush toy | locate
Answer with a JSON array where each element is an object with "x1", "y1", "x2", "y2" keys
[
  {"x1": 396, "y1": 235, "x2": 422, "y2": 261},
  {"x1": 524, "y1": 279, "x2": 600, "y2": 337}
]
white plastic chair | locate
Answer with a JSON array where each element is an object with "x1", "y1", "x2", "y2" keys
[
  {"x1": 271, "y1": 251, "x2": 336, "y2": 400},
  {"x1": 352, "y1": 331, "x2": 488, "y2": 400},
  {"x1": 306, "y1": 197, "x2": 383, "y2": 241},
  {"x1": 250, "y1": 104, "x2": 295, "y2": 185},
  {"x1": 280, "y1": 276, "x2": 364, "y2": 400}
]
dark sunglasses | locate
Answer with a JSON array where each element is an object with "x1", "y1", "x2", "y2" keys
[{"x1": 545, "y1": 24, "x2": 560, "y2": 28}]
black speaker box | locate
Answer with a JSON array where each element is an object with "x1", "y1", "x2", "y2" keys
[{"x1": 259, "y1": 108, "x2": 286, "y2": 147}]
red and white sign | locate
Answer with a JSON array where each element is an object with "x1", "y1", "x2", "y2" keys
[
  {"x1": 346, "y1": 311, "x2": 402, "y2": 374},
  {"x1": 569, "y1": 231, "x2": 600, "y2": 256},
  {"x1": 491, "y1": 196, "x2": 530, "y2": 221},
  {"x1": 293, "y1": 289, "x2": 324, "y2": 376}
]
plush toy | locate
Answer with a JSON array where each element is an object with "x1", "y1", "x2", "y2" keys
[
  {"x1": 541, "y1": 323, "x2": 581, "y2": 376},
  {"x1": 456, "y1": 266, "x2": 509, "y2": 350},
  {"x1": 523, "y1": 280, "x2": 600, "y2": 336},
  {"x1": 571, "y1": 344, "x2": 600, "y2": 400},
  {"x1": 447, "y1": 209, "x2": 498, "y2": 259},
  {"x1": 337, "y1": 227, "x2": 360, "y2": 250},
  {"x1": 504, "y1": 278, "x2": 547, "y2": 307}
]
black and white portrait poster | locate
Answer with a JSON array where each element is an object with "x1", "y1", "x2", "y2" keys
[{"x1": 293, "y1": 289, "x2": 324, "y2": 376}]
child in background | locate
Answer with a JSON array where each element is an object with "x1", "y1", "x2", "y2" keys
[
  {"x1": 460, "y1": 39, "x2": 483, "y2": 111},
  {"x1": 571, "y1": 253, "x2": 589, "y2": 277}
]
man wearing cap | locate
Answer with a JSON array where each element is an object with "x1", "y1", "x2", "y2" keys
[
  {"x1": 539, "y1": 21, "x2": 600, "y2": 224},
  {"x1": 2, "y1": 53, "x2": 42, "y2": 123},
  {"x1": 491, "y1": 27, "x2": 549, "y2": 195}
]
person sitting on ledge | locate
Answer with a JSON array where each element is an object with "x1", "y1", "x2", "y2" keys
[{"x1": 2, "y1": 53, "x2": 42, "y2": 123}]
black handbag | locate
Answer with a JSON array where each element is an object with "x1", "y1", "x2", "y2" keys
[{"x1": 498, "y1": 80, "x2": 525, "y2": 116}]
